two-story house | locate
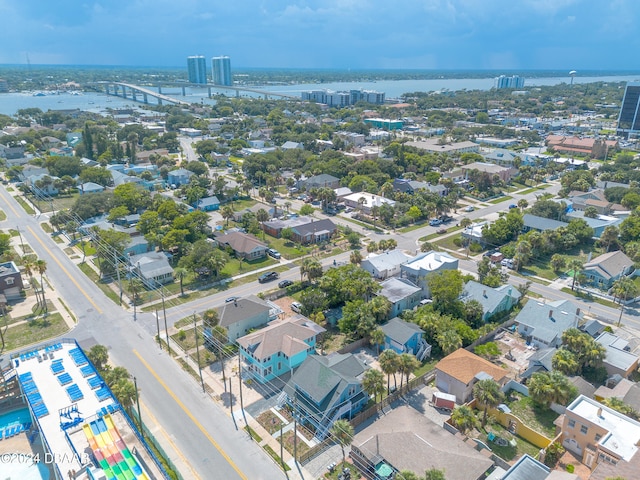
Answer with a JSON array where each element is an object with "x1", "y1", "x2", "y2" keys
[
  {"x1": 583, "y1": 251, "x2": 634, "y2": 290},
  {"x1": 376, "y1": 278, "x2": 422, "y2": 319},
  {"x1": 216, "y1": 295, "x2": 276, "y2": 343},
  {"x1": 380, "y1": 317, "x2": 431, "y2": 361},
  {"x1": 237, "y1": 318, "x2": 324, "y2": 383},
  {"x1": 514, "y1": 299, "x2": 582, "y2": 348},
  {"x1": 460, "y1": 281, "x2": 521, "y2": 322},
  {"x1": 282, "y1": 353, "x2": 368, "y2": 440},
  {"x1": 0, "y1": 261, "x2": 24, "y2": 300},
  {"x1": 361, "y1": 249, "x2": 411, "y2": 280},
  {"x1": 400, "y1": 251, "x2": 458, "y2": 297}
]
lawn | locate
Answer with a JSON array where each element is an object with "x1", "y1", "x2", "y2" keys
[
  {"x1": 263, "y1": 236, "x2": 312, "y2": 258},
  {"x1": 504, "y1": 394, "x2": 558, "y2": 438},
  {"x1": 77, "y1": 262, "x2": 121, "y2": 305},
  {"x1": 220, "y1": 255, "x2": 277, "y2": 276},
  {"x1": 30, "y1": 193, "x2": 79, "y2": 213},
  {"x1": 434, "y1": 234, "x2": 465, "y2": 252},
  {"x1": 15, "y1": 196, "x2": 35, "y2": 215},
  {"x1": 488, "y1": 196, "x2": 513, "y2": 204},
  {"x1": 3, "y1": 313, "x2": 69, "y2": 351},
  {"x1": 279, "y1": 429, "x2": 310, "y2": 458},
  {"x1": 171, "y1": 326, "x2": 203, "y2": 352},
  {"x1": 413, "y1": 357, "x2": 440, "y2": 377},
  {"x1": 481, "y1": 423, "x2": 541, "y2": 461}
]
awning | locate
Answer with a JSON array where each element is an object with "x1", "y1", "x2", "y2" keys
[{"x1": 375, "y1": 462, "x2": 393, "y2": 478}]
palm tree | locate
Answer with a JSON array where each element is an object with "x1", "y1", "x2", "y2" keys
[
  {"x1": 398, "y1": 353, "x2": 419, "y2": 389},
  {"x1": 379, "y1": 349, "x2": 399, "y2": 394},
  {"x1": 35, "y1": 259, "x2": 48, "y2": 310},
  {"x1": 517, "y1": 198, "x2": 528, "y2": 210},
  {"x1": 437, "y1": 329, "x2": 462, "y2": 355},
  {"x1": 370, "y1": 204, "x2": 380, "y2": 229},
  {"x1": 330, "y1": 419, "x2": 354, "y2": 467},
  {"x1": 202, "y1": 309, "x2": 219, "y2": 329},
  {"x1": 362, "y1": 368, "x2": 385, "y2": 403},
  {"x1": 599, "y1": 225, "x2": 619, "y2": 252},
  {"x1": 350, "y1": 249, "x2": 362, "y2": 265},
  {"x1": 256, "y1": 208, "x2": 269, "y2": 240},
  {"x1": 366, "y1": 241, "x2": 378, "y2": 253},
  {"x1": 460, "y1": 217, "x2": 473, "y2": 228},
  {"x1": 370, "y1": 327, "x2": 385, "y2": 355},
  {"x1": 567, "y1": 258, "x2": 584, "y2": 291},
  {"x1": 221, "y1": 205, "x2": 234, "y2": 226},
  {"x1": 174, "y1": 267, "x2": 188, "y2": 297},
  {"x1": 551, "y1": 348, "x2": 579, "y2": 375},
  {"x1": 473, "y1": 378, "x2": 504, "y2": 427},
  {"x1": 612, "y1": 276, "x2": 639, "y2": 326},
  {"x1": 451, "y1": 405, "x2": 478, "y2": 434}
]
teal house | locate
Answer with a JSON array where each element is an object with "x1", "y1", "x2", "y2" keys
[{"x1": 237, "y1": 318, "x2": 324, "y2": 383}]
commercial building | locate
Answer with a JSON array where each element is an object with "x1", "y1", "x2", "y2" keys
[
  {"x1": 186, "y1": 55, "x2": 207, "y2": 84},
  {"x1": 494, "y1": 75, "x2": 525, "y2": 89},
  {"x1": 301, "y1": 88, "x2": 385, "y2": 106},
  {"x1": 211, "y1": 56, "x2": 232, "y2": 86},
  {"x1": 617, "y1": 82, "x2": 640, "y2": 138}
]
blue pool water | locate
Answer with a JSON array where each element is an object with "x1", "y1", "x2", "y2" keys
[{"x1": 0, "y1": 407, "x2": 31, "y2": 429}]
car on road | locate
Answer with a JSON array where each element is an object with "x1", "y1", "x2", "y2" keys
[
  {"x1": 436, "y1": 228, "x2": 447, "y2": 234},
  {"x1": 291, "y1": 301, "x2": 303, "y2": 313},
  {"x1": 509, "y1": 204, "x2": 518, "y2": 209},
  {"x1": 429, "y1": 218, "x2": 442, "y2": 226},
  {"x1": 464, "y1": 206, "x2": 475, "y2": 212},
  {"x1": 501, "y1": 258, "x2": 514, "y2": 268},
  {"x1": 439, "y1": 215, "x2": 453, "y2": 223},
  {"x1": 267, "y1": 248, "x2": 281, "y2": 259},
  {"x1": 258, "y1": 271, "x2": 279, "y2": 283},
  {"x1": 225, "y1": 296, "x2": 239, "y2": 303},
  {"x1": 278, "y1": 279, "x2": 293, "y2": 288}
]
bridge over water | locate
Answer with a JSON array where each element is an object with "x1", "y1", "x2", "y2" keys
[{"x1": 90, "y1": 81, "x2": 299, "y2": 106}]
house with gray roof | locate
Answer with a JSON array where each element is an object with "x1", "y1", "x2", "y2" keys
[
  {"x1": 392, "y1": 178, "x2": 447, "y2": 196},
  {"x1": 520, "y1": 347, "x2": 555, "y2": 379},
  {"x1": 595, "y1": 378, "x2": 640, "y2": 413},
  {"x1": 566, "y1": 211, "x2": 622, "y2": 238},
  {"x1": 583, "y1": 250, "x2": 634, "y2": 290},
  {"x1": 195, "y1": 196, "x2": 220, "y2": 211},
  {"x1": 214, "y1": 231, "x2": 268, "y2": 260},
  {"x1": 596, "y1": 332, "x2": 640, "y2": 378},
  {"x1": 237, "y1": 318, "x2": 324, "y2": 383},
  {"x1": 349, "y1": 405, "x2": 493, "y2": 480},
  {"x1": 380, "y1": 317, "x2": 430, "y2": 360},
  {"x1": 301, "y1": 173, "x2": 339, "y2": 190},
  {"x1": 111, "y1": 169, "x2": 143, "y2": 187},
  {"x1": 0, "y1": 261, "x2": 24, "y2": 300},
  {"x1": 514, "y1": 299, "x2": 582, "y2": 348},
  {"x1": 263, "y1": 216, "x2": 337, "y2": 244},
  {"x1": 376, "y1": 277, "x2": 422, "y2": 319},
  {"x1": 522, "y1": 214, "x2": 568, "y2": 233},
  {"x1": 361, "y1": 249, "x2": 411, "y2": 280},
  {"x1": 167, "y1": 168, "x2": 194, "y2": 187},
  {"x1": 216, "y1": 295, "x2": 276, "y2": 343},
  {"x1": 128, "y1": 252, "x2": 173, "y2": 288},
  {"x1": 282, "y1": 353, "x2": 368, "y2": 440},
  {"x1": 460, "y1": 280, "x2": 521, "y2": 322},
  {"x1": 79, "y1": 182, "x2": 105, "y2": 195},
  {"x1": 500, "y1": 453, "x2": 578, "y2": 480}
]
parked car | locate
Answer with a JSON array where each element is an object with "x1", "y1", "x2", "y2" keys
[
  {"x1": 267, "y1": 248, "x2": 281, "y2": 259},
  {"x1": 291, "y1": 302, "x2": 303, "y2": 313},
  {"x1": 464, "y1": 206, "x2": 475, "y2": 212},
  {"x1": 225, "y1": 296, "x2": 239, "y2": 303},
  {"x1": 429, "y1": 218, "x2": 442, "y2": 226},
  {"x1": 439, "y1": 215, "x2": 453, "y2": 223},
  {"x1": 509, "y1": 204, "x2": 518, "y2": 209},
  {"x1": 278, "y1": 279, "x2": 293, "y2": 288},
  {"x1": 258, "y1": 271, "x2": 279, "y2": 283},
  {"x1": 501, "y1": 258, "x2": 514, "y2": 268},
  {"x1": 436, "y1": 228, "x2": 447, "y2": 234}
]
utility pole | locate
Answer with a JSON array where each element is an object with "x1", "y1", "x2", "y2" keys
[
  {"x1": 193, "y1": 312, "x2": 205, "y2": 393},
  {"x1": 162, "y1": 292, "x2": 170, "y2": 353},
  {"x1": 133, "y1": 376, "x2": 142, "y2": 435},
  {"x1": 155, "y1": 308, "x2": 161, "y2": 349},
  {"x1": 114, "y1": 249, "x2": 122, "y2": 305},
  {"x1": 16, "y1": 226, "x2": 25, "y2": 253}
]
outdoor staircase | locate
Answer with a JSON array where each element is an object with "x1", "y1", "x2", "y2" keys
[{"x1": 416, "y1": 338, "x2": 432, "y2": 362}]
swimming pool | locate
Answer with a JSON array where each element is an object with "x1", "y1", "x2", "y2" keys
[{"x1": 0, "y1": 407, "x2": 32, "y2": 430}]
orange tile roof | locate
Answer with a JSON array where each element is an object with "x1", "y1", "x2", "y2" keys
[{"x1": 435, "y1": 349, "x2": 508, "y2": 385}]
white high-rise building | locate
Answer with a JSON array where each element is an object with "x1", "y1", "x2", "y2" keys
[
  {"x1": 211, "y1": 56, "x2": 232, "y2": 86},
  {"x1": 187, "y1": 56, "x2": 207, "y2": 84},
  {"x1": 494, "y1": 75, "x2": 525, "y2": 89}
]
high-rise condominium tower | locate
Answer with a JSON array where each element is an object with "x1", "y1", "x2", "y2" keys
[
  {"x1": 211, "y1": 56, "x2": 232, "y2": 86},
  {"x1": 617, "y1": 82, "x2": 640, "y2": 138},
  {"x1": 187, "y1": 56, "x2": 207, "y2": 84}
]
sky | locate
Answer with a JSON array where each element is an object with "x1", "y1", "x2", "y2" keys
[{"x1": 1, "y1": 0, "x2": 640, "y2": 70}]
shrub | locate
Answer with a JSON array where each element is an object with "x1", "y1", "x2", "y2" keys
[
  {"x1": 469, "y1": 242, "x2": 483, "y2": 253},
  {"x1": 453, "y1": 237, "x2": 463, "y2": 247},
  {"x1": 178, "y1": 330, "x2": 187, "y2": 341},
  {"x1": 566, "y1": 464, "x2": 574, "y2": 473}
]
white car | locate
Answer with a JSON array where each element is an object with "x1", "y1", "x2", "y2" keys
[
  {"x1": 464, "y1": 206, "x2": 475, "y2": 212},
  {"x1": 291, "y1": 302, "x2": 303, "y2": 313}
]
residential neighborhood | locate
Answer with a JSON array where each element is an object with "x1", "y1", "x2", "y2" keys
[{"x1": 1, "y1": 68, "x2": 640, "y2": 480}]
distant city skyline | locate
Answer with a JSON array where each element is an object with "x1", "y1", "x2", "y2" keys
[{"x1": 2, "y1": 1, "x2": 640, "y2": 70}]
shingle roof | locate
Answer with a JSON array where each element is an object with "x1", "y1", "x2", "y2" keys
[
  {"x1": 515, "y1": 299, "x2": 581, "y2": 344},
  {"x1": 352, "y1": 405, "x2": 493, "y2": 480},
  {"x1": 380, "y1": 317, "x2": 424, "y2": 346},
  {"x1": 215, "y1": 231, "x2": 266, "y2": 255},
  {"x1": 501, "y1": 454, "x2": 550, "y2": 480},
  {"x1": 522, "y1": 214, "x2": 568, "y2": 232},
  {"x1": 435, "y1": 349, "x2": 507, "y2": 385},
  {"x1": 362, "y1": 249, "x2": 411, "y2": 272},
  {"x1": 237, "y1": 319, "x2": 318, "y2": 360},
  {"x1": 460, "y1": 281, "x2": 521, "y2": 316},
  {"x1": 377, "y1": 278, "x2": 421, "y2": 303},
  {"x1": 284, "y1": 353, "x2": 366, "y2": 410},
  {"x1": 217, "y1": 295, "x2": 271, "y2": 327},
  {"x1": 584, "y1": 250, "x2": 633, "y2": 280}
]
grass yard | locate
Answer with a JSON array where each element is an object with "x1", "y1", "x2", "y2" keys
[
  {"x1": 188, "y1": 349, "x2": 216, "y2": 369},
  {"x1": 15, "y1": 196, "x2": 35, "y2": 215},
  {"x1": 413, "y1": 357, "x2": 440, "y2": 377},
  {"x1": 30, "y1": 193, "x2": 79, "y2": 213},
  {"x1": 504, "y1": 394, "x2": 558, "y2": 438},
  {"x1": 434, "y1": 234, "x2": 466, "y2": 252},
  {"x1": 482, "y1": 424, "x2": 541, "y2": 461},
  {"x1": 488, "y1": 196, "x2": 513, "y2": 204},
  {"x1": 0, "y1": 210, "x2": 6, "y2": 221},
  {"x1": 77, "y1": 262, "x2": 121, "y2": 305},
  {"x1": 171, "y1": 326, "x2": 203, "y2": 352},
  {"x1": 221, "y1": 255, "x2": 277, "y2": 276},
  {"x1": 3, "y1": 313, "x2": 69, "y2": 352},
  {"x1": 399, "y1": 220, "x2": 428, "y2": 233},
  {"x1": 520, "y1": 265, "x2": 560, "y2": 281},
  {"x1": 263, "y1": 236, "x2": 312, "y2": 258},
  {"x1": 227, "y1": 198, "x2": 257, "y2": 211}
]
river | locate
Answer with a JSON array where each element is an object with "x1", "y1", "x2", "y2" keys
[{"x1": 1, "y1": 74, "x2": 639, "y2": 116}]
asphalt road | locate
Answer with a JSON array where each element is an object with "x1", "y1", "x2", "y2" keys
[{"x1": 0, "y1": 187, "x2": 284, "y2": 480}]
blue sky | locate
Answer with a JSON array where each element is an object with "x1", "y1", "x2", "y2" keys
[{"x1": 1, "y1": 0, "x2": 639, "y2": 70}]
